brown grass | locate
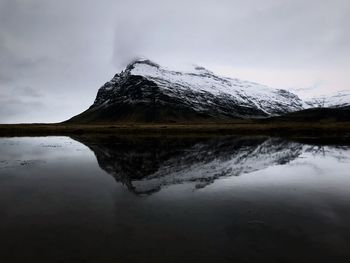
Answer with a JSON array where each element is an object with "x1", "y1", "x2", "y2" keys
[{"x1": 1, "y1": 122, "x2": 350, "y2": 138}]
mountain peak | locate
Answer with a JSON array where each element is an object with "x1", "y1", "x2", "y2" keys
[
  {"x1": 193, "y1": 65, "x2": 213, "y2": 74},
  {"x1": 126, "y1": 58, "x2": 160, "y2": 71}
]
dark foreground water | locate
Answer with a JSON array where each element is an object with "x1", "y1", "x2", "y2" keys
[{"x1": 0, "y1": 136, "x2": 350, "y2": 263}]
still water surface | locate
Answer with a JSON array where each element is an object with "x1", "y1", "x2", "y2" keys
[{"x1": 0, "y1": 136, "x2": 350, "y2": 263}]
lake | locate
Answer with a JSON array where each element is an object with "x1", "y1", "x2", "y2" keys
[{"x1": 0, "y1": 135, "x2": 350, "y2": 263}]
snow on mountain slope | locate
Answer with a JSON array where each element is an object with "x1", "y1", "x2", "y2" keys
[
  {"x1": 126, "y1": 60, "x2": 304, "y2": 115},
  {"x1": 306, "y1": 90, "x2": 350, "y2": 108},
  {"x1": 69, "y1": 59, "x2": 305, "y2": 123},
  {"x1": 68, "y1": 58, "x2": 350, "y2": 123}
]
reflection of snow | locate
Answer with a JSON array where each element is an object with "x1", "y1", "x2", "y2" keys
[
  {"x1": 305, "y1": 145, "x2": 350, "y2": 163},
  {"x1": 80, "y1": 136, "x2": 304, "y2": 195},
  {"x1": 131, "y1": 139, "x2": 303, "y2": 194}
]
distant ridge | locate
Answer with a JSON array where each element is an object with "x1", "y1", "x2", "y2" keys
[{"x1": 270, "y1": 106, "x2": 350, "y2": 122}]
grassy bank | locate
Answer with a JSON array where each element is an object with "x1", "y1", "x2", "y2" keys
[{"x1": 1, "y1": 122, "x2": 350, "y2": 138}]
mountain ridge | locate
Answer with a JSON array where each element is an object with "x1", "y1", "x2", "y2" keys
[
  {"x1": 306, "y1": 90, "x2": 350, "y2": 108},
  {"x1": 67, "y1": 59, "x2": 349, "y2": 123}
]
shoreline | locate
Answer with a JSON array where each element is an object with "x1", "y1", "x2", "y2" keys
[{"x1": 1, "y1": 122, "x2": 350, "y2": 139}]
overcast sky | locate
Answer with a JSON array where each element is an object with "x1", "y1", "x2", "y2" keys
[{"x1": 0, "y1": 0, "x2": 349, "y2": 123}]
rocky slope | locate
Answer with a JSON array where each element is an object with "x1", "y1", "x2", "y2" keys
[{"x1": 68, "y1": 59, "x2": 305, "y2": 123}]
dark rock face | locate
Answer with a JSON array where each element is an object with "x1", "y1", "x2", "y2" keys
[
  {"x1": 67, "y1": 59, "x2": 305, "y2": 123},
  {"x1": 74, "y1": 136, "x2": 303, "y2": 195}
]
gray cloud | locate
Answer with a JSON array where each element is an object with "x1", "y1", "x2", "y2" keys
[
  {"x1": 0, "y1": 99, "x2": 43, "y2": 122},
  {"x1": 1, "y1": 86, "x2": 42, "y2": 99},
  {"x1": 0, "y1": 0, "x2": 349, "y2": 123},
  {"x1": 112, "y1": 0, "x2": 350, "y2": 69}
]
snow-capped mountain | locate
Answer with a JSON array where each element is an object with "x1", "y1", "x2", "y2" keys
[
  {"x1": 68, "y1": 59, "x2": 305, "y2": 122},
  {"x1": 306, "y1": 90, "x2": 350, "y2": 108}
]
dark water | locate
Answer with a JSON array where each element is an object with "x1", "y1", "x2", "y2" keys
[{"x1": 0, "y1": 136, "x2": 350, "y2": 263}]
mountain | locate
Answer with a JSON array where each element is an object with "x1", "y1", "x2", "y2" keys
[
  {"x1": 68, "y1": 59, "x2": 305, "y2": 123},
  {"x1": 306, "y1": 90, "x2": 350, "y2": 108},
  {"x1": 274, "y1": 91, "x2": 350, "y2": 122}
]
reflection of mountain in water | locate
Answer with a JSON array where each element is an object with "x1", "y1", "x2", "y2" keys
[{"x1": 74, "y1": 136, "x2": 303, "y2": 194}]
